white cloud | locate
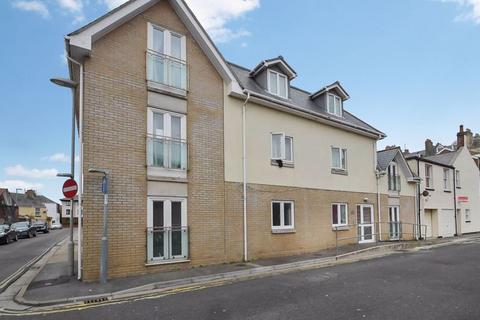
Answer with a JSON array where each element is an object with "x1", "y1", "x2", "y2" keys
[
  {"x1": 186, "y1": 0, "x2": 260, "y2": 42},
  {"x1": 56, "y1": 0, "x2": 83, "y2": 12},
  {"x1": 56, "y1": 0, "x2": 85, "y2": 23},
  {"x1": 100, "y1": 0, "x2": 260, "y2": 42},
  {"x1": 5, "y1": 165, "x2": 58, "y2": 179},
  {"x1": 42, "y1": 153, "x2": 79, "y2": 163},
  {"x1": 0, "y1": 180, "x2": 44, "y2": 192},
  {"x1": 441, "y1": 0, "x2": 480, "y2": 23},
  {"x1": 45, "y1": 153, "x2": 70, "y2": 162},
  {"x1": 12, "y1": 0, "x2": 50, "y2": 18}
]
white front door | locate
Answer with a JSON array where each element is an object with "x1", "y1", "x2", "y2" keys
[
  {"x1": 389, "y1": 206, "x2": 400, "y2": 240},
  {"x1": 357, "y1": 204, "x2": 375, "y2": 243}
]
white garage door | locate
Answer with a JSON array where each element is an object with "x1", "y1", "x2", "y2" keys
[{"x1": 438, "y1": 209, "x2": 455, "y2": 238}]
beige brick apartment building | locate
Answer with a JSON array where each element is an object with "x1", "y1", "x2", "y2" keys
[{"x1": 64, "y1": 0, "x2": 412, "y2": 281}]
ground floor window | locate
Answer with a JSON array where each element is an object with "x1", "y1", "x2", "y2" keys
[
  {"x1": 271, "y1": 201, "x2": 294, "y2": 230},
  {"x1": 332, "y1": 203, "x2": 348, "y2": 227},
  {"x1": 147, "y1": 197, "x2": 188, "y2": 262},
  {"x1": 465, "y1": 209, "x2": 471, "y2": 223}
]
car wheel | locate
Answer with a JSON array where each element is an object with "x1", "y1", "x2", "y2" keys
[
  {"x1": 14, "y1": 235, "x2": 18, "y2": 241},
  {"x1": 33, "y1": 232, "x2": 37, "y2": 237}
]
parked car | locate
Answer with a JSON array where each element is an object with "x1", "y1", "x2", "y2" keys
[
  {"x1": 11, "y1": 221, "x2": 37, "y2": 239},
  {"x1": 51, "y1": 222, "x2": 63, "y2": 230},
  {"x1": 32, "y1": 221, "x2": 50, "y2": 234},
  {"x1": 0, "y1": 225, "x2": 18, "y2": 244}
]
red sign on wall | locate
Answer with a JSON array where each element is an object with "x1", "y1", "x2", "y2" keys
[{"x1": 457, "y1": 196, "x2": 469, "y2": 203}]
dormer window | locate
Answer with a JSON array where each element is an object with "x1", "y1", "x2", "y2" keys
[
  {"x1": 267, "y1": 69, "x2": 288, "y2": 99},
  {"x1": 327, "y1": 94, "x2": 342, "y2": 117}
]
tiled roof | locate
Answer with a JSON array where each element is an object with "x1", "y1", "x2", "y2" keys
[
  {"x1": 377, "y1": 148, "x2": 399, "y2": 171},
  {"x1": 227, "y1": 62, "x2": 385, "y2": 138}
]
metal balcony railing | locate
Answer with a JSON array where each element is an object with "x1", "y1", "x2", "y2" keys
[
  {"x1": 333, "y1": 222, "x2": 429, "y2": 257},
  {"x1": 146, "y1": 50, "x2": 188, "y2": 91},
  {"x1": 388, "y1": 175, "x2": 401, "y2": 192},
  {"x1": 146, "y1": 135, "x2": 187, "y2": 170},
  {"x1": 147, "y1": 226, "x2": 189, "y2": 262}
]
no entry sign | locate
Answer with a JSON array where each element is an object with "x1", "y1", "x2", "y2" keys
[{"x1": 62, "y1": 178, "x2": 78, "y2": 199}]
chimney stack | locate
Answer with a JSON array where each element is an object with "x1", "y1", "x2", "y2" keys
[
  {"x1": 457, "y1": 124, "x2": 465, "y2": 148},
  {"x1": 25, "y1": 189, "x2": 36, "y2": 198},
  {"x1": 425, "y1": 139, "x2": 435, "y2": 156}
]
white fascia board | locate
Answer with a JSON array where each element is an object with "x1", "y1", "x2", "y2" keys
[
  {"x1": 168, "y1": 0, "x2": 240, "y2": 87},
  {"x1": 67, "y1": 0, "x2": 240, "y2": 89},
  {"x1": 229, "y1": 90, "x2": 382, "y2": 140},
  {"x1": 69, "y1": 0, "x2": 157, "y2": 52}
]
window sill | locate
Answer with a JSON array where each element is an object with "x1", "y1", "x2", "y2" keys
[
  {"x1": 425, "y1": 188, "x2": 435, "y2": 191},
  {"x1": 270, "y1": 159, "x2": 294, "y2": 168},
  {"x1": 271, "y1": 228, "x2": 295, "y2": 234},
  {"x1": 332, "y1": 225, "x2": 349, "y2": 231},
  {"x1": 147, "y1": 81, "x2": 187, "y2": 99},
  {"x1": 466, "y1": 221, "x2": 471, "y2": 223},
  {"x1": 145, "y1": 258, "x2": 190, "y2": 267},
  {"x1": 331, "y1": 168, "x2": 348, "y2": 176},
  {"x1": 444, "y1": 190, "x2": 452, "y2": 193}
]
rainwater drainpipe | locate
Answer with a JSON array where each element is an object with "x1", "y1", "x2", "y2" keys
[
  {"x1": 417, "y1": 158, "x2": 422, "y2": 239},
  {"x1": 376, "y1": 170, "x2": 386, "y2": 241},
  {"x1": 242, "y1": 90, "x2": 251, "y2": 262},
  {"x1": 67, "y1": 55, "x2": 84, "y2": 280}
]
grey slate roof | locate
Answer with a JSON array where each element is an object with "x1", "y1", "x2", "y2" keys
[
  {"x1": 423, "y1": 151, "x2": 460, "y2": 166},
  {"x1": 377, "y1": 148, "x2": 399, "y2": 171},
  {"x1": 227, "y1": 62, "x2": 385, "y2": 138},
  {"x1": 15, "y1": 194, "x2": 57, "y2": 208}
]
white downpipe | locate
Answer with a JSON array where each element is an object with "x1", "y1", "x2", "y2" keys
[
  {"x1": 242, "y1": 90, "x2": 250, "y2": 262},
  {"x1": 376, "y1": 171, "x2": 383, "y2": 241},
  {"x1": 67, "y1": 56, "x2": 84, "y2": 280}
]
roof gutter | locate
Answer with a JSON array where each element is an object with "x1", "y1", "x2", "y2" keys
[{"x1": 231, "y1": 90, "x2": 385, "y2": 140}]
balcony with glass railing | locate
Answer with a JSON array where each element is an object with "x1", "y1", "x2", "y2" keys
[
  {"x1": 147, "y1": 226, "x2": 189, "y2": 262},
  {"x1": 146, "y1": 50, "x2": 188, "y2": 94},
  {"x1": 147, "y1": 135, "x2": 187, "y2": 173},
  {"x1": 388, "y1": 175, "x2": 401, "y2": 192}
]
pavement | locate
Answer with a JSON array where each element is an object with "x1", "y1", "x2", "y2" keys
[
  {"x1": 1, "y1": 235, "x2": 480, "y2": 319},
  {"x1": 0, "y1": 229, "x2": 69, "y2": 290},
  {"x1": 22, "y1": 239, "x2": 422, "y2": 303}
]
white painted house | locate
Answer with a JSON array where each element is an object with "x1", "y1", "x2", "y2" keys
[
  {"x1": 406, "y1": 155, "x2": 456, "y2": 238},
  {"x1": 425, "y1": 147, "x2": 480, "y2": 235}
]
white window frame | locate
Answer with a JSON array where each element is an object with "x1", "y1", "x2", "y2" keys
[
  {"x1": 271, "y1": 201, "x2": 295, "y2": 230},
  {"x1": 455, "y1": 170, "x2": 461, "y2": 188},
  {"x1": 271, "y1": 133, "x2": 293, "y2": 163},
  {"x1": 147, "y1": 196, "x2": 188, "y2": 261},
  {"x1": 465, "y1": 209, "x2": 471, "y2": 222},
  {"x1": 332, "y1": 203, "x2": 348, "y2": 227},
  {"x1": 443, "y1": 168, "x2": 450, "y2": 191},
  {"x1": 147, "y1": 107, "x2": 187, "y2": 174},
  {"x1": 267, "y1": 69, "x2": 288, "y2": 99},
  {"x1": 425, "y1": 164, "x2": 433, "y2": 189},
  {"x1": 331, "y1": 147, "x2": 347, "y2": 171},
  {"x1": 147, "y1": 22, "x2": 186, "y2": 61},
  {"x1": 327, "y1": 93, "x2": 343, "y2": 117}
]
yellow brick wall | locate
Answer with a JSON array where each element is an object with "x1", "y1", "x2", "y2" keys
[{"x1": 81, "y1": 0, "x2": 225, "y2": 280}]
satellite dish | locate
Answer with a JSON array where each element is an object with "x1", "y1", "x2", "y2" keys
[{"x1": 422, "y1": 190, "x2": 430, "y2": 197}]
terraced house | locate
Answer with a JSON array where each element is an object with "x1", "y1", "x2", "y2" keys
[{"x1": 65, "y1": 0, "x2": 387, "y2": 281}]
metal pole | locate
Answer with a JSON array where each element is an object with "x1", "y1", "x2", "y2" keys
[
  {"x1": 100, "y1": 175, "x2": 109, "y2": 284},
  {"x1": 68, "y1": 87, "x2": 76, "y2": 278}
]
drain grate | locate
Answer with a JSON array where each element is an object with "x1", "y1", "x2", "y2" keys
[{"x1": 83, "y1": 296, "x2": 109, "y2": 304}]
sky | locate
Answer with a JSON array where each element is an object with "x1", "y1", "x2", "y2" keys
[{"x1": 0, "y1": 0, "x2": 479, "y2": 202}]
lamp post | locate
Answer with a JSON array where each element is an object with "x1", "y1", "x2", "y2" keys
[
  {"x1": 51, "y1": 77, "x2": 78, "y2": 278},
  {"x1": 88, "y1": 168, "x2": 110, "y2": 284}
]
